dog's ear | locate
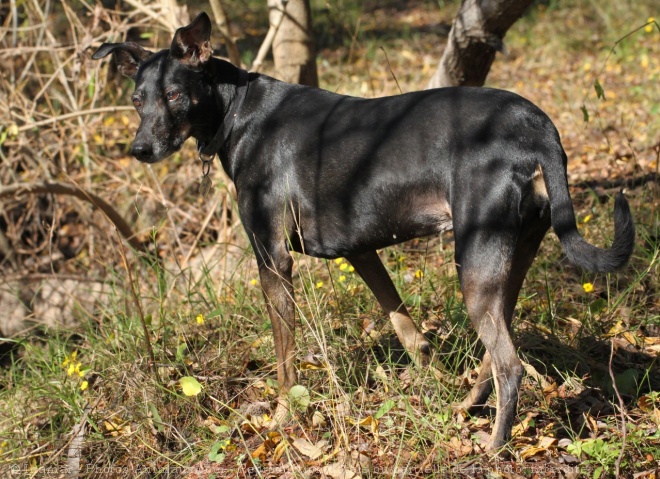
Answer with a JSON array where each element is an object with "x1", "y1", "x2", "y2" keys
[
  {"x1": 92, "y1": 42, "x2": 153, "y2": 80},
  {"x1": 170, "y1": 12, "x2": 213, "y2": 70}
]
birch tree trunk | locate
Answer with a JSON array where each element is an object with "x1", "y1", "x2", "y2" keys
[
  {"x1": 268, "y1": 0, "x2": 318, "y2": 87},
  {"x1": 426, "y1": 0, "x2": 532, "y2": 89}
]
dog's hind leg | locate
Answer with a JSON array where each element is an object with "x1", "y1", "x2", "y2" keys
[
  {"x1": 346, "y1": 250, "x2": 433, "y2": 369},
  {"x1": 457, "y1": 350, "x2": 493, "y2": 412},
  {"x1": 458, "y1": 221, "x2": 548, "y2": 414},
  {"x1": 457, "y1": 234, "x2": 522, "y2": 451},
  {"x1": 455, "y1": 204, "x2": 549, "y2": 450}
]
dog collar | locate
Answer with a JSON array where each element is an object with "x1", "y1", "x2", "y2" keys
[{"x1": 197, "y1": 68, "x2": 250, "y2": 162}]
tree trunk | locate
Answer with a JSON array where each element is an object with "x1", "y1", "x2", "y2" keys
[
  {"x1": 426, "y1": 0, "x2": 532, "y2": 89},
  {"x1": 268, "y1": 0, "x2": 318, "y2": 87}
]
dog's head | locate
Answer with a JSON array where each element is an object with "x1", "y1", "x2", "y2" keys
[{"x1": 92, "y1": 13, "x2": 217, "y2": 163}]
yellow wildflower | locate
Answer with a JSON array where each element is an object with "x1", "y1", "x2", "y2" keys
[
  {"x1": 646, "y1": 18, "x2": 655, "y2": 33},
  {"x1": 334, "y1": 258, "x2": 344, "y2": 265},
  {"x1": 62, "y1": 351, "x2": 78, "y2": 368},
  {"x1": 398, "y1": 255, "x2": 406, "y2": 263},
  {"x1": 583, "y1": 214, "x2": 592, "y2": 223},
  {"x1": 339, "y1": 263, "x2": 348, "y2": 271},
  {"x1": 583, "y1": 282, "x2": 594, "y2": 293},
  {"x1": 80, "y1": 381, "x2": 89, "y2": 391},
  {"x1": 195, "y1": 314, "x2": 205, "y2": 325},
  {"x1": 249, "y1": 278, "x2": 258, "y2": 286},
  {"x1": 415, "y1": 269, "x2": 424, "y2": 279},
  {"x1": 338, "y1": 275, "x2": 346, "y2": 282},
  {"x1": 315, "y1": 281, "x2": 324, "y2": 289},
  {"x1": 348, "y1": 266, "x2": 355, "y2": 273}
]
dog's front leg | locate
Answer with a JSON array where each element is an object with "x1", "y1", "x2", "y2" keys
[
  {"x1": 257, "y1": 251, "x2": 297, "y2": 424},
  {"x1": 346, "y1": 251, "x2": 432, "y2": 368}
]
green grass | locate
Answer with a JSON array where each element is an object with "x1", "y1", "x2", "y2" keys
[{"x1": 2, "y1": 191, "x2": 658, "y2": 477}]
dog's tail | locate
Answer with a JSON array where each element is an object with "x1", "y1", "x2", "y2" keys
[{"x1": 540, "y1": 152, "x2": 635, "y2": 273}]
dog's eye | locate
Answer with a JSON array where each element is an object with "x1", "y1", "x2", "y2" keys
[
  {"x1": 166, "y1": 91, "x2": 180, "y2": 102},
  {"x1": 132, "y1": 97, "x2": 142, "y2": 108}
]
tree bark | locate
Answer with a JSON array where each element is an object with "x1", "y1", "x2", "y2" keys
[
  {"x1": 426, "y1": 0, "x2": 533, "y2": 89},
  {"x1": 268, "y1": 0, "x2": 318, "y2": 87}
]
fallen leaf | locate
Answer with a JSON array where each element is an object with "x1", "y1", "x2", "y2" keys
[
  {"x1": 622, "y1": 331, "x2": 639, "y2": 346},
  {"x1": 447, "y1": 436, "x2": 473, "y2": 457},
  {"x1": 300, "y1": 361, "x2": 325, "y2": 370},
  {"x1": 292, "y1": 438, "x2": 324, "y2": 460},
  {"x1": 312, "y1": 410, "x2": 327, "y2": 428},
  {"x1": 511, "y1": 412, "x2": 537, "y2": 438},
  {"x1": 251, "y1": 380, "x2": 277, "y2": 396},
  {"x1": 272, "y1": 436, "x2": 290, "y2": 462},
  {"x1": 179, "y1": 376, "x2": 202, "y2": 396},
  {"x1": 321, "y1": 461, "x2": 359, "y2": 479},
  {"x1": 644, "y1": 337, "x2": 660, "y2": 346},
  {"x1": 251, "y1": 431, "x2": 283, "y2": 462},
  {"x1": 632, "y1": 470, "x2": 657, "y2": 479},
  {"x1": 348, "y1": 415, "x2": 379, "y2": 435},
  {"x1": 103, "y1": 419, "x2": 131, "y2": 437},
  {"x1": 520, "y1": 445, "x2": 547, "y2": 460},
  {"x1": 543, "y1": 382, "x2": 559, "y2": 400},
  {"x1": 251, "y1": 442, "x2": 269, "y2": 462},
  {"x1": 584, "y1": 413, "x2": 599, "y2": 434},
  {"x1": 241, "y1": 416, "x2": 267, "y2": 435},
  {"x1": 638, "y1": 395, "x2": 654, "y2": 412},
  {"x1": 470, "y1": 417, "x2": 491, "y2": 428},
  {"x1": 539, "y1": 436, "x2": 558, "y2": 448},
  {"x1": 608, "y1": 320, "x2": 625, "y2": 336},
  {"x1": 522, "y1": 361, "x2": 551, "y2": 388}
]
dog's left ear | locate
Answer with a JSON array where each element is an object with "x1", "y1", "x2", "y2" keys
[
  {"x1": 92, "y1": 42, "x2": 153, "y2": 80},
  {"x1": 170, "y1": 12, "x2": 213, "y2": 70}
]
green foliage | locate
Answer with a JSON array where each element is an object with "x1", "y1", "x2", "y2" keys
[{"x1": 567, "y1": 438, "x2": 621, "y2": 478}]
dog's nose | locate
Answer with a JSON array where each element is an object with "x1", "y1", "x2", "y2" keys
[{"x1": 131, "y1": 142, "x2": 154, "y2": 162}]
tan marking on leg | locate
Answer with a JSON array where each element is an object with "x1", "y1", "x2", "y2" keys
[
  {"x1": 532, "y1": 164, "x2": 547, "y2": 198},
  {"x1": 390, "y1": 310, "x2": 430, "y2": 366}
]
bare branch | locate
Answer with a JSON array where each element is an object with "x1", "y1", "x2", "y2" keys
[
  {"x1": 208, "y1": 0, "x2": 242, "y2": 66},
  {"x1": 0, "y1": 181, "x2": 147, "y2": 254}
]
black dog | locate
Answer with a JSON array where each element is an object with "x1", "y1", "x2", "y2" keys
[{"x1": 93, "y1": 12, "x2": 634, "y2": 450}]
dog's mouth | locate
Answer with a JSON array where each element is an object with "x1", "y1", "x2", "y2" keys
[
  {"x1": 172, "y1": 136, "x2": 186, "y2": 150},
  {"x1": 131, "y1": 135, "x2": 188, "y2": 164}
]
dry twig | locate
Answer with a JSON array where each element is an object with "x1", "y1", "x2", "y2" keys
[
  {"x1": 609, "y1": 340, "x2": 627, "y2": 479},
  {"x1": 0, "y1": 181, "x2": 147, "y2": 254}
]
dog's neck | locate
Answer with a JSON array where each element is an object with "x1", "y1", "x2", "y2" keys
[{"x1": 198, "y1": 61, "x2": 249, "y2": 156}]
